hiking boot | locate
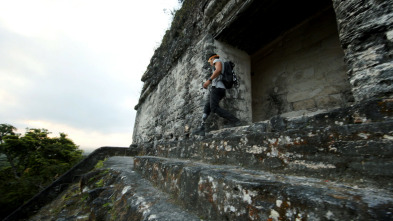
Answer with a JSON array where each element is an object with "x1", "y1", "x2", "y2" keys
[{"x1": 192, "y1": 126, "x2": 205, "y2": 136}]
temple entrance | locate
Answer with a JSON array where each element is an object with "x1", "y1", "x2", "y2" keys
[{"x1": 214, "y1": 0, "x2": 353, "y2": 122}]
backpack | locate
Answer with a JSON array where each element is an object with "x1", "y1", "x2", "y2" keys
[{"x1": 221, "y1": 61, "x2": 239, "y2": 89}]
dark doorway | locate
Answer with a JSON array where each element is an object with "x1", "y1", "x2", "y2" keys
[{"x1": 215, "y1": 0, "x2": 353, "y2": 122}]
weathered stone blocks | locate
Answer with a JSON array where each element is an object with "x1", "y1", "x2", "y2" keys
[
  {"x1": 133, "y1": 99, "x2": 393, "y2": 190},
  {"x1": 333, "y1": 0, "x2": 393, "y2": 101},
  {"x1": 131, "y1": 0, "x2": 393, "y2": 220},
  {"x1": 134, "y1": 156, "x2": 393, "y2": 220}
]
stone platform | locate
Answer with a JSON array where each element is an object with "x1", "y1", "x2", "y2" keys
[
  {"x1": 5, "y1": 99, "x2": 393, "y2": 220},
  {"x1": 134, "y1": 156, "x2": 393, "y2": 220},
  {"x1": 135, "y1": 99, "x2": 393, "y2": 191},
  {"x1": 128, "y1": 98, "x2": 393, "y2": 220}
]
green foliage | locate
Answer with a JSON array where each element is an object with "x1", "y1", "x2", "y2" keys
[
  {"x1": 0, "y1": 154, "x2": 9, "y2": 168},
  {"x1": 103, "y1": 202, "x2": 112, "y2": 208},
  {"x1": 0, "y1": 124, "x2": 16, "y2": 143},
  {"x1": 0, "y1": 124, "x2": 83, "y2": 219},
  {"x1": 81, "y1": 193, "x2": 88, "y2": 202},
  {"x1": 94, "y1": 159, "x2": 106, "y2": 169},
  {"x1": 95, "y1": 178, "x2": 104, "y2": 188}
]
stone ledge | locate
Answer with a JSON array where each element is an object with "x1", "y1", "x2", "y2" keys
[
  {"x1": 29, "y1": 156, "x2": 200, "y2": 221},
  {"x1": 134, "y1": 156, "x2": 393, "y2": 220},
  {"x1": 133, "y1": 99, "x2": 393, "y2": 189}
]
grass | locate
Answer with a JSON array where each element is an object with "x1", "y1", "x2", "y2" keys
[
  {"x1": 94, "y1": 158, "x2": 107, "y2": 169},
  {"x1": 95, "y1": 178, "x2": 104, "y2": 188}
]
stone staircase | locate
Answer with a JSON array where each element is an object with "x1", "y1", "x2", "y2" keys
[
  {"x1": 132, "y1": 98, "x2": 393, "y2": 220},
  {"x1": 28, "y1": 157, "x2": 201, "y2": 221},
  {"x1": 134, "y1": 156, "x2": 392, "y2": 220},
  {"x1": 5, "y1": 99, "x2": 393, "y2": 220}
]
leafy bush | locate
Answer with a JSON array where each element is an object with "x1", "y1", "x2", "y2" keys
[{"x1": 0, "y1": 124, "x2": 83, "y2": 219}]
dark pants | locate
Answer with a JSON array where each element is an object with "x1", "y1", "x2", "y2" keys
[{"x1": 203, "y1": 87, "x2": 238, "y2": 122}]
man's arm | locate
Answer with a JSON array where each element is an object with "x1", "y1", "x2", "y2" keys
[{"x1": 203, "y1": 61, "x2": 222, "y2": 89}]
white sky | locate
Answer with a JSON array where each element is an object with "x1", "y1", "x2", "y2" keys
[{"x1": 0, "y1": 0, "x2": 180, "y2": 152}]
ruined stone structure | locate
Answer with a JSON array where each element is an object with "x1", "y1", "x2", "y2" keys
[
  {"x1": 4, "y1": 0, "x2": 393, "y2": 220},
  {"x1": 133, "y1": 0, "x2": 392, "y2": 142},
  {"x1": 131, "y1": 0, "x2": 393, "y2": 220}
]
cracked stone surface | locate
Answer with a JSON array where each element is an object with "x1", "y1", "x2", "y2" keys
[{"x1": 29, "y1": 156, "x2": 200, "y2": 221}]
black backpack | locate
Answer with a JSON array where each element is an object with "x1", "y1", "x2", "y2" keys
[{"x1": 221, "y1": 61, "x2": 239, "y2": 89}]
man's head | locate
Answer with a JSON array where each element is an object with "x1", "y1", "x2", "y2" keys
[{"x1": 207, "y1": 53, "x2": 219, "y2": 66}]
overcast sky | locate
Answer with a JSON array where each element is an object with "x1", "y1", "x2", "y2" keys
[{"x1": 0, "y1": 0, "x2": 180, "y2": 152}]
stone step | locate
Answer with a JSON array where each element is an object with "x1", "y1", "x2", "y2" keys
[
  {"x1": 28, "y1": 157, "x2": 200, "y2": 221},
  {"x1": 136, "y1": 119, "x2": 393, "y2": 190},
  {"x1": 133, "y1": 100, "x2": 393, "y2": 189},
  {"x1": 134, "y1": 156, "x2": 393, "y2": 221},
  {"x1": 268, "y1": 98, "x2": 393, "y2": 133}
]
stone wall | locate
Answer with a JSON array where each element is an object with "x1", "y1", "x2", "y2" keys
[
  {"x1": 133, "y1": 0, "x2": 255, "y2": 144},
  {"x1": 133, "y1": 0, "x2": 393, "y2": 145},
  {"x1": 251, "y1": 8, "x2": 353, "y2": 121},
  {"x1": 132, "y1": 36, "x2": 252, "y2": 144},
  {"x1": 333, "y1": 0, "x2": 393, "y2": 101}
]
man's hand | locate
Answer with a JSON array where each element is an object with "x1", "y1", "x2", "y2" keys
[{"x1": 203, "y1": 80, "x2": 211, "y2": 89}]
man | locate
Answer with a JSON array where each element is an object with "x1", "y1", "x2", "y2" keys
[{"x1": 192, "y1": 53, "x2": 241, "y2": 136}]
